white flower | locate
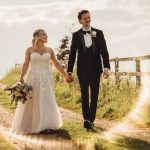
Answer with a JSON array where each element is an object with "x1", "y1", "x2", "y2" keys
[
  {"x1": 6, "y1": 81, "x2": 33, "y2": 106},
  {"x1": 16, "y1": 87, "x2": 21, "y2": 92},
  {"x1": 14, "y1": 91, "x2": 22, "y2": 97},
  {"x1": 91, "y1": 31, "x2": 97, "y2": 37},
  {"x1": 22, "y1": 87, "x2": 28, "y2": 92}
]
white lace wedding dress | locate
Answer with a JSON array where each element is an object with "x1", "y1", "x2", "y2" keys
[{"x1": 11, "y1": 52, "x2": 63, "y2": 134}]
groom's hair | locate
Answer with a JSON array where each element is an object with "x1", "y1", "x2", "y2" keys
[{"x1": 78, "y1": 10, "x2": 89, "y2": 20}]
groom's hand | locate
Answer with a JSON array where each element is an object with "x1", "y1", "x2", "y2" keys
[{"x1": 102, "y1": 69, "x2": 110, "y2": 79}]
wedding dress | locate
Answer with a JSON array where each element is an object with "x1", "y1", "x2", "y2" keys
[{"x1": 11, "y1": 52, "x2": 63, "y2": 134}]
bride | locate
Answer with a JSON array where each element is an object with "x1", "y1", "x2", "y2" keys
[{"x1": 11, "y1": 29, "x2": 68, "y2": 134}]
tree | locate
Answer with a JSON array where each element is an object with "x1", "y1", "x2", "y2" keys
[{"x1": 56, "y1": 36, "x2": 71, "y2": 68}]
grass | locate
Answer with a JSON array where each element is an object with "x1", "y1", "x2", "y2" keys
[
  {"x1": 61, "y1": 119, "x2": 150, "y2": 150},
  {"x1": 0, "y1": 135, "x2": 16, "y2": 150},
  {"x1": 0, "y1": 67, "x2": 150, "y2": 149},
  {"x1": 53, "y1": 71, "x2": 139, "y2": 120},
  {"x1": 94, "y1": 136, "x2": 150, "y2": 150},
  {"x1": 0, "y1": 67, "x2": 140, "y2": 120},
  {"x1": 0, "y1": 67, "x2": 21, "y2": 87},
  {"x1": 0, "y1": 89, "x2": 15, "y2": 112}
]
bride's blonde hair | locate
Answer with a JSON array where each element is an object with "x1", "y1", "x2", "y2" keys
[{"x1": 32, "y1": 29, "x2": 45, "y2": 47}]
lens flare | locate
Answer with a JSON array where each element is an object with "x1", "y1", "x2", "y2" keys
[
  {"x1": 0, "y1": 125, "x2": 77, "y2": 149},
  {"x1": 102, "y1": 61, "x2": 150, "y2": 143}
]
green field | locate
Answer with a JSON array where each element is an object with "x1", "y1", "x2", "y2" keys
[
  {"x1": 1, "y1": 67, "x2": 139, "y2": 120},
  {"x1": 1, "y1": 67, "x2": 150, "y2": 150},
  {"x1": 0, "y1": 135, "x2": 16, "y2": 150}
]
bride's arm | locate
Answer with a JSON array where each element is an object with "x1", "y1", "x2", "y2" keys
[
  {"x1": 18, "y1": 48, "x2": 31, "y2": 83},
  {"x1": 50, "y1": 48, "x2": 67, "y2": 79}
]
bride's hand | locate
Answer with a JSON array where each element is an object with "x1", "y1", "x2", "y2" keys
[
  {"x1": 17, "y1": 78, "x2": 24, "y2": 84},
  {"x1": 65, "y1": 75, "x2": 73, "y2": 83}
]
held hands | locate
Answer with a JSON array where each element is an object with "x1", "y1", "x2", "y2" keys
[{"x1": 64, "y1": 74, "x2": 74, "y2": 83}]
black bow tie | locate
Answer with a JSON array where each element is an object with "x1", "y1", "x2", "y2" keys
[{"x1": 82, "y1": 30, "x2": 91, "y2": 35}]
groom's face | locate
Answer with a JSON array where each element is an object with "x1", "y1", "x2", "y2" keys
[{"x1": 79, "y1": 12, "x2": 91, "y2": 27}]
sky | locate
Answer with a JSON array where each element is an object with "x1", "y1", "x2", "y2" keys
[{"x1": 0, "y1": 0, "x2": 150, "y2": 78}]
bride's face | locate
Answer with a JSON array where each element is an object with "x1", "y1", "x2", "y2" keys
[{"x1": 38, "y1": 31, "x2": 48, "y2": 43}]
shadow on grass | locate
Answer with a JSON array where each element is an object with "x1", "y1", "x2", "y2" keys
[
  {"x1": 49, "y1": 129, "x2": 71, "y2": 139},
  {"x1": 16, "y1": 129, "x2": 79, "y2": 150},
  {"x1": 117, "y1": 136, "x2": 150, "y2": 150},
  {"x1": 29, "y1": 129, "x2": 71, "y2": 140},
  {"x1": 95, "y1": 136, "x2": 150, "y2": 150}
]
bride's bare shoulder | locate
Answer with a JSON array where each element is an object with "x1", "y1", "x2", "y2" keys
[
  {"x1": 46, "y1": 47, "x2": 55, "y2": 55},
  {"x1": 26, "y1": 47, "x2": 34, "y2": 54}
]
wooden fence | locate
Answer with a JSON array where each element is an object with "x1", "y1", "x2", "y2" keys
[
  {"x1": 110, "y1": 55, "x2": 150, "y2": 86},
  {"x1": 15, "y1": 55, "x2": 150, "y2": 86}
]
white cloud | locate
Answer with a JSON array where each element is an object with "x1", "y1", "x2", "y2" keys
[
  {"x1": 0, "y1": 0, "x2": 149, "y2": 78},
  {"x1": 0, "y1": 0, "x2": 110, "y2": 25}
]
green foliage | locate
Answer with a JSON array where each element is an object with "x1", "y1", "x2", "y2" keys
[
  {"x1": 53, "y1": 70, "x2": 139, "y2": 120},
  {"x1": 0, "y1": 135, "x2": 16, "y2": 150},
  {"x1": 0, "y1": 89, "x2": 15, "y2": 112},
  {"x1": 0, "y1": 67, "x2": 21, "y2": 86},
  {"x1": 0, "y1": 67, "x2": 139, "y2": 120},
  {"x1": 62, "y1": 119, "x2": 150, "y2": 150},
  {"x1": 0, "y1": 67, "x2": 150, "y2": 150}
]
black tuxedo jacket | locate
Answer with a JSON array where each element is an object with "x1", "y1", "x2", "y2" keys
[{"x1": 67, "y1": 27, "x2": 110, "y2": 76}]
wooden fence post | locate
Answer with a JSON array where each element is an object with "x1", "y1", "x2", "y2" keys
[
  {"x1": 135, "y1": 59, "x2": 141, "y2": 86},
  {"x1": 114, "y1": 57, "x2": 119, "y2": 83}
]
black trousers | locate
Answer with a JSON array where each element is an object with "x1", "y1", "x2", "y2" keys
[{"x1": 78, "y1": 73, "x2": 100, "y2": 122}]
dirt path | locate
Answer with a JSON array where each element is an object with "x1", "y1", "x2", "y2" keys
[
  {"x1": 0, "y1": 106, "x2": 81, "y2": 150},
  {"x1": 0, "y1": 83, "x2": 81, "y2": 150},
  {"x1": 1, "y1": 83, "x2": 150, "y2": 149},
  {"x1": 61, "y1": 108, "x2": 150, "y2": 143},
  {"x1": 1, "y1": 104, "x2": 150, "y2": 150}
]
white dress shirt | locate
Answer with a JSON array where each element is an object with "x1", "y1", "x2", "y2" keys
[{"x1": 82, "y1": 27, "x2": 92, "y2": 48}]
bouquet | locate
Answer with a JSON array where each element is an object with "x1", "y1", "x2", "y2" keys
[{"x1": 4, "y1": 82, "x2": 33, "y2": 106}]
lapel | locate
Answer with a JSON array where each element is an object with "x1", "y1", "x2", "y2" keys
[
  {"x1": 78, "y1": 29, "x2": 86, "y2": 53},
  {"x1": 78, "y1": 27, "x2": 96, "y2": 54},
  {"x1": 91, "y1": 27, "x2": 96, "y2": 54}
]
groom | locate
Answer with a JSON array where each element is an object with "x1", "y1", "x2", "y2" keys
[{"x1": 67, "y1": 10, "x2": 110, "y2": 130}]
